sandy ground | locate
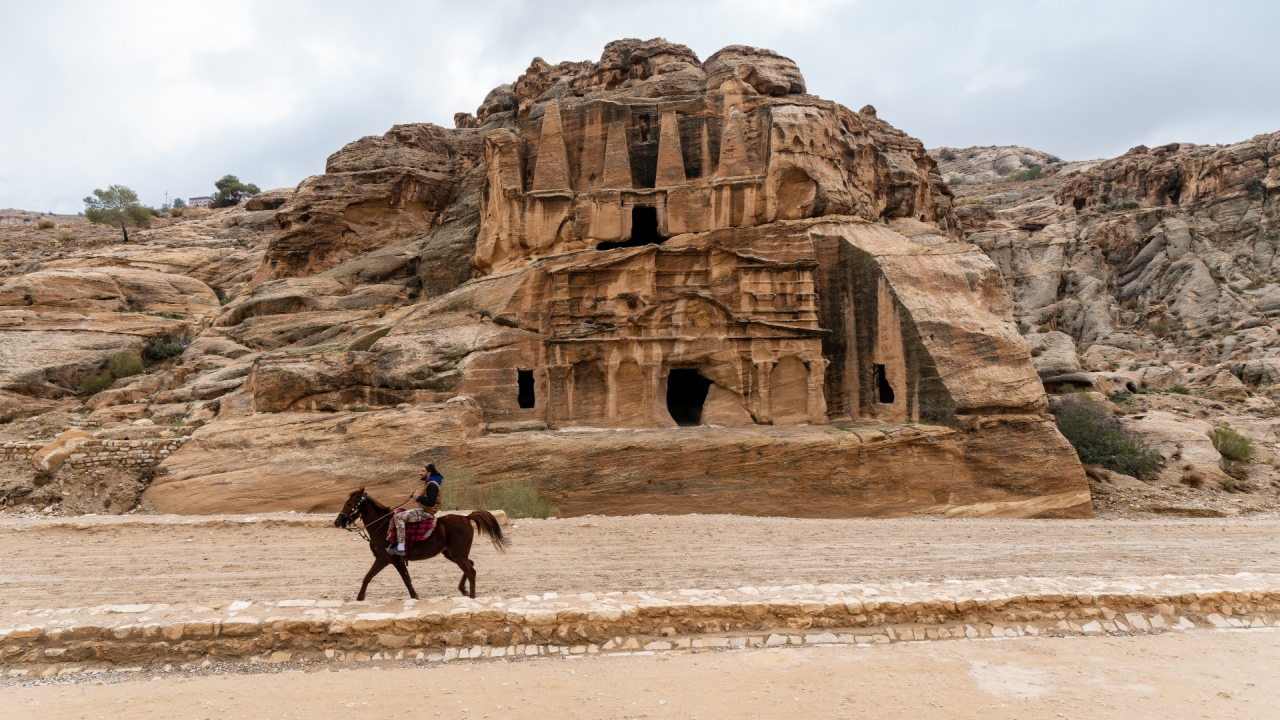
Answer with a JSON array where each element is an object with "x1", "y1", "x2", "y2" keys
[
  {"x1": 3, "y1": 630, "x2": 1277, "y2": 719},
  {"x1": 3, "y1": 514, "x2": 1279, "y2": 612}
]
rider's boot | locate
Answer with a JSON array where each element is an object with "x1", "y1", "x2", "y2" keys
[{"x1": 388, "y1": 542, "x2": 405, "y2": 556}]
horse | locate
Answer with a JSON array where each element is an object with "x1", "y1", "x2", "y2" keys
[{"x1": 333, "y1": 487, "x2": 509, "y2": 600}]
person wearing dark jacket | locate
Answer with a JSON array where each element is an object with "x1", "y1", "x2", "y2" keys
[{"x1": 389, "y1": 464, "x2": 444, "y2": 556}]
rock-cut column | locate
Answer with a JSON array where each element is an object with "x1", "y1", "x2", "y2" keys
[{"x1": 531, "y1": 100, "x2": 571, "y2": 192}]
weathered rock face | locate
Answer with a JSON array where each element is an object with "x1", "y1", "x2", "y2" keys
[
  {"x1": 0, "y1": 267, "x2": 217, "y2": 397},
  {"x1": 932, "y1": 130, "x2": 1280, "y2": 512},
  {"x1": 3, "y1": 39, "x2": 1091, "y2": 519},
  {"x1": 148, "y1": 400, "x2": 1089, "y2": 518},
  {"x1": 948, "y1": 132, "x2": 1280, "y2": 367},
  {"x1": 263, "y1": 124, "x2": 486, "y2": 281},
  {"x1": 930, "y1": 145, "x2": 1066, "y2": 185}
]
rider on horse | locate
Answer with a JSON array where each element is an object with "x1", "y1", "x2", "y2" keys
[{"x1": 389, "y1": 464, "x2": 444, "y2": 556}]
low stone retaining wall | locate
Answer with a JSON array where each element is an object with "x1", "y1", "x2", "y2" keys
[
  {"x1": 0, "y1": 442, "x2": 42, "y2": 463},
  {"x1": 0, "y1": 438, "x2": 187, "y2": 470},
  {"x1": 4, "y1": 573, "x2": 1278, "y2": 676},
  {"x1": 58, "y1": 438, "x2": 188, "y2": 470}
]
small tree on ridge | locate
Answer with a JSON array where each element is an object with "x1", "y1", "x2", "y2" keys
[
  {"x1": 211, "y1": 175, "x2": 261, "y2": 208},
  {"x1": 83, "y1": 185, "x2": 153, "y2": 242}
]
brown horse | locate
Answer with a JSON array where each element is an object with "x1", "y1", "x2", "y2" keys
[{"x1": 333, "y1": 488, "x2": 509, "y2": 600}]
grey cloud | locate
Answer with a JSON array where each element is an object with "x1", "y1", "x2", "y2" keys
[{"x1": 2, "y1": 0, "x2": 1277, "y2": 213}]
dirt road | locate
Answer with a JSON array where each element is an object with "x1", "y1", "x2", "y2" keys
[
  {"x1": 3, "y1": 514, "x2": 1278, "y2": 612},
  {"x1": 3, "y1": 630, "x2": 1277, "y2": 719}
]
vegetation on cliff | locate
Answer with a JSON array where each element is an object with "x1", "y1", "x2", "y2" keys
[{"x1": 1052, "y1": 394, "x2": 1161, "y2": 479}]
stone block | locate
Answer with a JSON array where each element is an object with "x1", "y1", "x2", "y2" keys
[
  {"x1": 184, "y1": 621, "x2": 217, "y2": 638},
  {"x1": 1124, "y1": 613, "x2": 1151, "y2": 631},
  {"x1": 220, "y1": 618, "x2": 261, "y2": 637}
]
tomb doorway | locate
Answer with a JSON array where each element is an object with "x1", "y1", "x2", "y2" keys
[
  {"x1": 598, "y1": 206, "x2": 665, "y2": 250},
  {"x1": 665, "y1": 368, "x2": 712, "y2": 426}
]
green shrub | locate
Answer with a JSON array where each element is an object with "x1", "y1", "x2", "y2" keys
[
  {"x1": 77, "y1": 371, "x2": 114, "y2": 395},
  {"x1": 79, "y1": 350, "x2": 146, "y2": 395},
  {"x1": 1167, "y1": 385, "x2": 1190, "y2": 395},
  {"x1": 143, "y1": 338, "x2": 187, "y2": 364},
  {"x1": 37, "y1": 219, "x2": 55, "y2": 230},
  {"x1": 1003, "y1": 164, "x2": 1045, "y2": 183},
  {"x1": 1148, "y1": 314, "x2": 1178, "y2": 338},
  {"x1": 107, "y1": 351, "x2": 143, "y2": 379},
  {"x1": 948, "y1": 176, "x2": 966, "y2": 186},
  {"x1": 1209, "y1": 426, "x2": 1254, "y2": 462},
  {"x1": 55, "y1": 230, "x2": 76, "y2": 242},
  {"x1": 440, "y1": 469, "x2": 558, "y2": 519},
  {"x1": 1220, "y1": 477, "x2": 1255, "y2": 493},
  {"x1": 938, "y1": 148, "x2": 957, "y2": 162},
  {"x1": 1051, "y1": 394, "x2": 1161, "y2": 479}
]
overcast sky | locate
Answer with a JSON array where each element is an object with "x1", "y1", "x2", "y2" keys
[{"x1": 3, "y1": 0, "x2": 1277, "y2": 214}]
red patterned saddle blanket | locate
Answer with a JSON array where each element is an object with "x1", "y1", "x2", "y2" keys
[{"x1": 387, "y1": 513, "x2": 436, "y2": 547}]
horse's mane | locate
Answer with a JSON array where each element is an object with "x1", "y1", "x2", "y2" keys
[{"x1": 360, "y1": 492, "x2": 393, "y2": 524}]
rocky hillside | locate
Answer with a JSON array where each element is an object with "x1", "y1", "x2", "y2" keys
[
  {"x1": 930, "y1": 134, "x2": 1280, "y2": 515},
  {"x1": 930, "y1": 145, "x2": 1070, "y2": 185}
]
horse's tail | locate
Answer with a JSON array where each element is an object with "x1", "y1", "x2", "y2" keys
[{"x1": 468, "y1": 510, "x2": 511, "y2": 553}]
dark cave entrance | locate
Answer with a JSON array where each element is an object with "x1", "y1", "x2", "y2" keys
[
  {"x1": 517, "y1": 369, "x2": 535, "y2": 409},
  {"x1": 873, "y1": 364, "x2": 896, "y2": 404},
  {"x1": 597, "y1": 206, "x2": 665, "y2": 250},
  {"x1": 666, "y1": 368, "x2": 713, "y2": 426}
]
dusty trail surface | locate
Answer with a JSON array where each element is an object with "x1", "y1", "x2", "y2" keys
[
  {"x1": 3, "y1": 631, "x2": 1278, "y2": 719},
  {"x1": 3, "y1": 514, "x2": 1279, "y2": 611}
]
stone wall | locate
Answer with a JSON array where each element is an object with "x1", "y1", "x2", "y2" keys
[
  {"x1": 1, "y1": 438, "x2": 187, "y2": 470},
  {"x1": 1, "y1": 442, "x2": 42, "y2": 464},
  {"x1": 60, "y1": 438, "x2": 188, "y2": 471}
]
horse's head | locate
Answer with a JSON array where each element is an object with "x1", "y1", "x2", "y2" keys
[{"x1": 334, "y1": 488, "x2": 367, "y2": 528}]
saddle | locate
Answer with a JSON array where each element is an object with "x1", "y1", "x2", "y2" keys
[{"x1": 388, "y1": 513, "x2": 436, "y2": 548}]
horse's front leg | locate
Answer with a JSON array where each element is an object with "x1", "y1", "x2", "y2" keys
[
  {"x1": 391, "y1": 558, "x2": 419, "y2": 600},
  {"x1": 357, "y1": 556, "x2": 390, "y2": 601}
]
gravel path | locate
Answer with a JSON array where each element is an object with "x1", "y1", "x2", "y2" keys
[{"x1": 3, "y1": 514, "x2": 1279, "y2": 611}]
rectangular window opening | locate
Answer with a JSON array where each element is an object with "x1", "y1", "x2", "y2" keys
[{"x1": 517, "y1": 369, "x2": 535, "y2": 409}]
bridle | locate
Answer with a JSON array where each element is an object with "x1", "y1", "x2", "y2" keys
[{"x1": 338, "y1": 492, "x2": 371, "y2": 541}]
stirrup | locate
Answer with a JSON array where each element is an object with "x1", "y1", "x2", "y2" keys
[{"x1": 387, "y1": 545, "x2": 405, "y2": 556}]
